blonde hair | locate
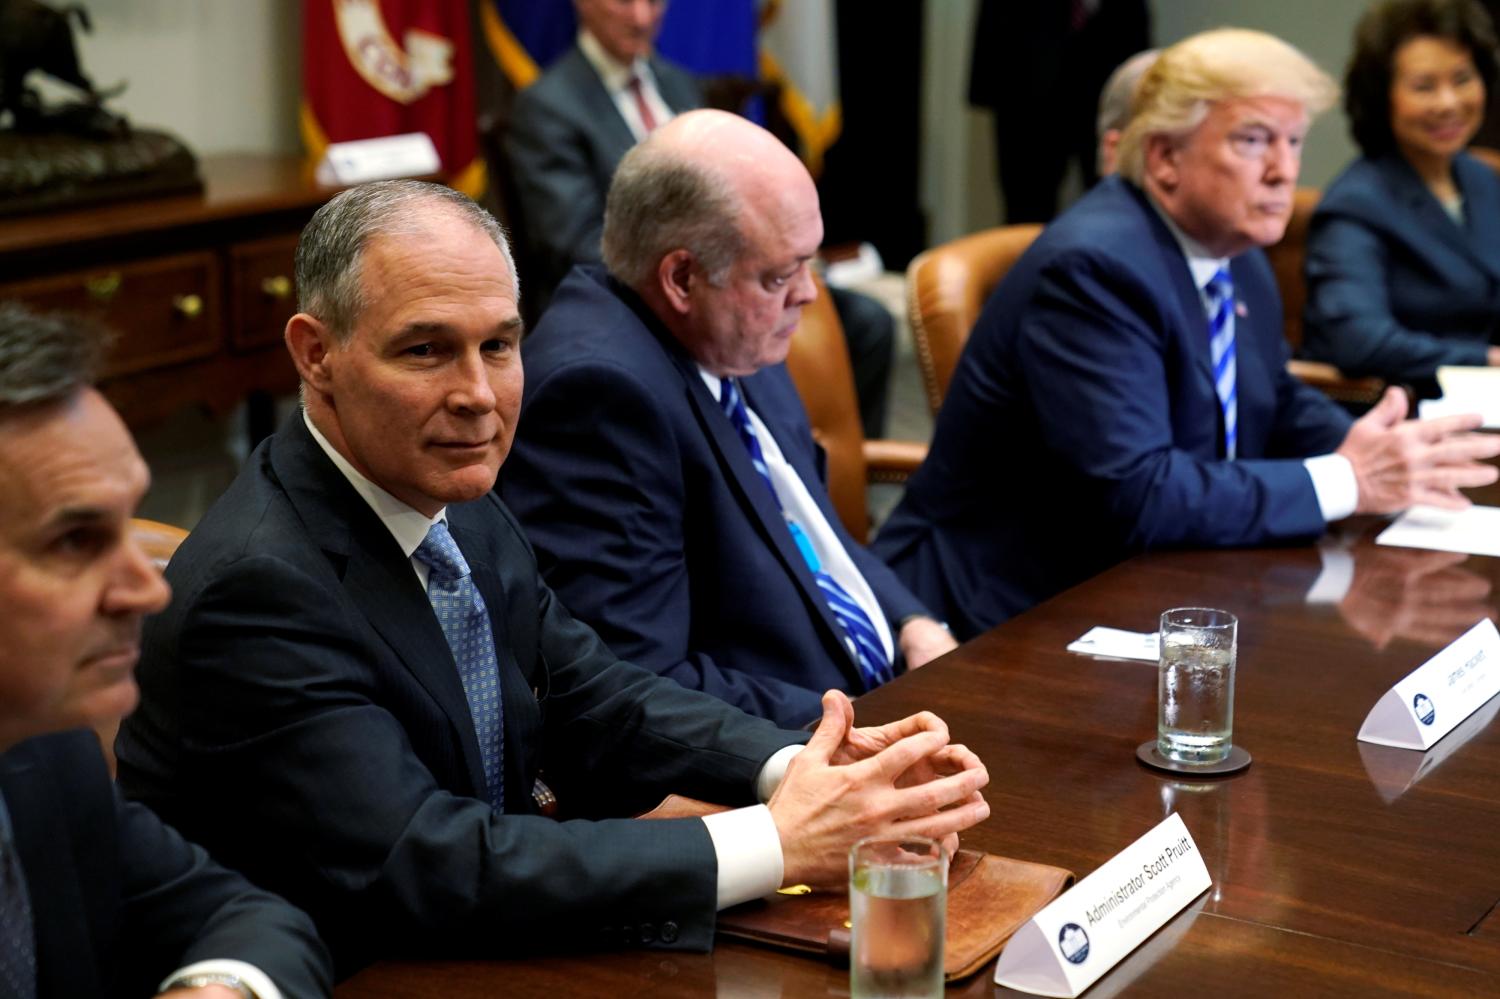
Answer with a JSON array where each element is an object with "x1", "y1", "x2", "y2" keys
[{"x1": 1115, "y1": 28, "x2": 1339, "y2": 184}]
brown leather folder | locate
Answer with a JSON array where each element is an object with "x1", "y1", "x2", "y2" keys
[{"x1": 640, "y1": 794, "x2": 1073, "y2": 981}]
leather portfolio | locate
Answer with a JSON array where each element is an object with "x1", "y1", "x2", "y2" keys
[{"x1": 640, "y1": 794, "x2": 1073, "y2": 981}]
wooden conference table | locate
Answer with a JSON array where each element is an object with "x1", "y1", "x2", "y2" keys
[{"x1": 338, "y1": 491, "x2": 1500, "y2": 997}]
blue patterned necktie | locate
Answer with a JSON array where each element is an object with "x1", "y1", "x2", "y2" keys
[
  {"x1": 719, "y1": 378, "x2": 893, "y2": 689},
  {"x1": 414, "y1": 521, "x2": 505, "y2": 808},
  {"x1": 1205, "y1": 267, "x2": 1238, "y2": 460},
  {"x1": 0, "y1": 791, "x2": 35, "y2": 999}
]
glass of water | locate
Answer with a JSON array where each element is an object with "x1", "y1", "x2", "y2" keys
[
  {"x1": 849, "y1": 836, "x2": 947, "y2": 999},
  {"x1": 1158, "y1": 607, "x2": 1237, "y2": 765}
]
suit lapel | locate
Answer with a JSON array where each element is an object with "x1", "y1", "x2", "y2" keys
[
  {"x1": 1456, "y1": 154, "x2": 1500, "y2": 282},
  {"x1": 1380, "y1": 154, "x2": 1496, "y2": 280},
  {"x1": 650, "y1": 55, "x2": 704, "y2": 114},
  {"x1": 601, "y1": 274, "x2": 860, "y2": 682},
  {"x1": 713, "y1": 371, "x2": 863, "y2": 682},
  {"x1": 272, "y1": 418, "x2": 489, "y2": 799},
  {"x1": 564, "y1": 46, "x2": 642, "y2": 162},
  {"x1": 1134, "y1": 186, "x2": 1234, "y2": 458}
]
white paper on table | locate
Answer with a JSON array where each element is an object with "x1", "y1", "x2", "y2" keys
[
  {"x1": 1416, "y1": 366, "x2": 1500, "y2": 428},
  {"x1": 1358, "y1": 619, "x2": 1500, "y2": 750},
  {"x1": 993, "y1": 813, "x2": 1211, "y2": 998},
  {"x1": 1066, "y1": 627, "x2": 1159, "y2": 662},
  {"x1": 1375, "y1": 504, "x2": 1500, "y2": 559}
]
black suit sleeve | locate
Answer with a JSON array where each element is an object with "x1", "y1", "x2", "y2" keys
[{"x1": 115, "y1": 792, "x2": 332, "y2": 999}]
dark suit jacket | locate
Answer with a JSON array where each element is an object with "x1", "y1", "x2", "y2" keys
[
  {"x1": 2, "y1": 730, "x2": 329, "y2": 998},
  {"x1": 872, "y1": 178, "x2": 1353, "y2": 638},
  {"x1": 506, "y1": 44, "x2": 702, "y2": 300},
  {"x1": 115, "y1": 415, "x2": 802, "y2": 978},
  {"x1": 501, "y1": 267, "x2": 926, "y2": 728},
  {"x1": 1303, "y1": 152, "x2": 1500, "y2": 392}
]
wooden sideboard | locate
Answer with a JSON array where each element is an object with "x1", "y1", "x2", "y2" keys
[{"x1": 0, "y1": 154, "x2": 339, "y2": 442}]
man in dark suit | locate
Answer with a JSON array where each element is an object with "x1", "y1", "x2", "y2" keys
[
  {"x1": 116, "y1": 181, "x2": 990, "y2": 978},
  {"x1": 875, "y1": 28, "x2": 1500, "y2": 639},
  {"x1": 0, "y1": 304, "x2": 330, "y2": 998},
  {"x1": 503, "y1": 110, "x2": 955, "y2": 728},
  {"x1": 506, "y1": 0, "x2": 896, "y2": 438}
]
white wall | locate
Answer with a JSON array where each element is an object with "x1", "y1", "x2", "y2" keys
[{"x1": 36, "y1": 0, "x2": 301, "y2": 156}]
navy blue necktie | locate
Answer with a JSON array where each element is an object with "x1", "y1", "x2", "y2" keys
[
  {"x1": 719, "y1": 378, "x2": 893, "y2": 689},
  {"x1": 414, "y1": 521, "x2": 505, "y2": 807},
  {"x1": 0, "y1": 791, "x2": 35, "y2": 999},
  {"x1": 1205, "y1": 267, "x2": 1238, "y2": 459}
]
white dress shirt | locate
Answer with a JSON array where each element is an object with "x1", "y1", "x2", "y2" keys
[
  {"x1": 577, "y1": 29, "x2": 676, "y2": 143},
  {"x1": 304, "y1": 412, "x2": 798, "y2": 908},
  {"x1": 700, "y1": 371, "x2": 897, "y2": 664},
  {"x1": 1150, "y1": 200, "x2": 1359, "y2": 522}
]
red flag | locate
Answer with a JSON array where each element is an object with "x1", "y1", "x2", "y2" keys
[{"x1": 302, "y1": 0, "x2": 484, "y2": 197}]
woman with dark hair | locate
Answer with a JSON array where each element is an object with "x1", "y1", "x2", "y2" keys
[{"x1": 1303, "y1": 0, "x2": 1500, "y2": 394}]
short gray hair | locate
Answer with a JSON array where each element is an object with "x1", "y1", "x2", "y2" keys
[
  {"x1": 602, "y1": 142, "x2": 745, "y2": 289},
  {"x1": 295, "y1": 180, "x2": 519, "y2": 341},
  {"x1": 0, "y1": 301, "x2": 107, "y2": 413}
]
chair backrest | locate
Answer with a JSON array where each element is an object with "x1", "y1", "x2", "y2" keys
[
  {"x1": 1262, "y1": 186, "x2": 1322, "y2": 353},
  {"x1": 905, "y1": 224, "x2": 1043, "y2": 416},
  {"x1": 131, "y1": 517, "x2": 189, "y2": 571},
  {"x1": 784, "y1": 272, "x2": 870, "y2": 540},
  {"x1": 1468, "y1": 144, "x2": 1500, "y2": 174}
]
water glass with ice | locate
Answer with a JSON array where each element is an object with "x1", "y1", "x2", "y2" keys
[{"x1": 1157, "y1": 607, "x2": 1237, "y2": 765}]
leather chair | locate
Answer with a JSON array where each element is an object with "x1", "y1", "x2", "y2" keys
[
  {"x1": 131, "y1": 516, "x2": 189, "y2": 572},
  {"x1": 784, "y1": 273, "x2": 926, "y2": 541},
  {"x1": 1264, "y1": 187, "x2": 1387, "y2": 408},
  {"x1": 905, "y1": 224, "x2": 1043, "y2": 416}
]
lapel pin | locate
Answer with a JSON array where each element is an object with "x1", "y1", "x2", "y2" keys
[{"x1": 1235, "y1": 301, "x2": 1248, "y2": 318}]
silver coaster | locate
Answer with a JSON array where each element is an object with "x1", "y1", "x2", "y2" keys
[{"x1": 1136, "y1": 741, "x2": 1251, "y2": 776}]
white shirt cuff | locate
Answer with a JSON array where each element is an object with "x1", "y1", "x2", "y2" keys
[
  {"x1": 1304, "y1": 453, "x2": 1358, "y2": 522},
  {"x1": 160, "y1": 959, "x2": 281, "y2": 999},
  {"x1": 756, "y1": 744, "x2": 802, "y2": 803},
  {"x1": 703, "y1": 804, "x2": 785, "y2": 909}
]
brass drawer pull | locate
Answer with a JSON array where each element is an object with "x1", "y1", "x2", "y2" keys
[
  {"x1": 261, "y1": 274, "x2": 292, "y2": 300},
  {"x1": 85, "y1": 272, "x2": 122, "y2": 303},
  {"x1": 173, "y1": 293, "x2": 204, "y2": 319}
]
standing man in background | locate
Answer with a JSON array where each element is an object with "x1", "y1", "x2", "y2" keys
[{"x1": 970, "y1": 0, "x2": 1151, "y2": 222}]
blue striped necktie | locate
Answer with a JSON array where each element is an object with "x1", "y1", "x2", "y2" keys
[
  {"x1": 719, "y1": 377, "x2": 893, "y2": 689},
  {"x1": 0, "y1": 791, "x2": 35, "y2": 999},
  {"x1": 1205, "y1": 267, "x2": 1238, "y2": 459},
  {"x1": 414, "y1": 521, "x2": 505, "y2": 808}
]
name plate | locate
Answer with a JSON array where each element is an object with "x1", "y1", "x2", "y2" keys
[
  {"x1": 993, "y1": 813, "x2": 1210, "y2": 997},
  {"x1": 1358, "y1": 618, "x2": 1500, "y2": 751},
  {"x1": 314, "y1": 132, "x2": 442, "y2": 186}
]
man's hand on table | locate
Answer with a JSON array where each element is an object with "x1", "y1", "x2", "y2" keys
[
  {"x1": 1337, "y1": 387, "x2": 1500, "y2": 514},
  {"x1": 898, "y1": 616, "x2": 958, "y2": 670},
  {"x1": 767, "y1": 690, "x2": 989, "y2": 888}
]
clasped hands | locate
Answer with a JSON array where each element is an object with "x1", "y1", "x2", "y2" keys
[{"x1": 767, "y1": 690, "x2": 990, "y2": 889}]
